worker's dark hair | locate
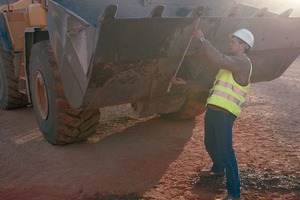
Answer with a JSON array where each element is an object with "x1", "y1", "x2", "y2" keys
[{"x1": 233, "y1": 36, "x2": 251, "y2": 54}]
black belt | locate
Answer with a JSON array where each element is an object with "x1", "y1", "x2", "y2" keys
[{"x1": 207, "y1": 104, "x2": 231, "y2": 115}]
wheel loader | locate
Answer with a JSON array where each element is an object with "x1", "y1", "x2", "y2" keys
[{"x1": 1, "y1": 0, "x2": 300, "y2": 144}]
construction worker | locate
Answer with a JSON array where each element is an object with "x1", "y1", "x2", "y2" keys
[{"x1": 171, "y1": 28, "x2": 254, "y2": 200}]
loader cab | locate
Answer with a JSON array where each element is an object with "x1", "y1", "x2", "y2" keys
[
  {"x1": 0, "y1": 0, "x2": 48, "y2": 51},
  {"x1": 0, "y1": 0, "x2": 49, "y2": 100}
]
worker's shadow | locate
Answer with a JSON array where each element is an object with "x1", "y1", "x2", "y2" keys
[{"x1": 68, "y1": 116, "x2": 196, "y2": 198}]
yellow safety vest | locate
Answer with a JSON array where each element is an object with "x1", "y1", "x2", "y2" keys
[{"x1": 206, "y1": 62, "x2": 252, "y2": 116}]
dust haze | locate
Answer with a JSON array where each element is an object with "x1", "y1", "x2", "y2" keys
[
  {"x1": 1, "y1": 0, "x2": 300, "y2": 16},
  {"x1": 238, "y1": 0, "x2": 300, "y2": 16}
]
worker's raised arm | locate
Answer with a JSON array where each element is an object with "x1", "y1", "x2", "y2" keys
[
  {"x1": 193, "y1": 29, "x2": 250, "y2": 73},
  {"x1": 201, "y1": 40, "x2": 249, "y2": 73}
]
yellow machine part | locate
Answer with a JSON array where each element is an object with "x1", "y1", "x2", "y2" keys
[
  {"x1": 4, "y1": 12, "x2": 29, "y2": 51},
  {"x1": 4, "y1": 0, "x2": 31, "y2": 12},
  {"x1": 28, "y1": 3, "x2": 47, "y2": 27},
  {"x1": 2, "y1": 1, "x2": 47, "y2": 51}
]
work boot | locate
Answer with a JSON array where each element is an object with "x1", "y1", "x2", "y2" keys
[
  {"x1": 200, "y1": 169, "x2": 225, "y2": 177},
  {"x1": 216, "y1": 194, "x2": 241, "y2": 200}
]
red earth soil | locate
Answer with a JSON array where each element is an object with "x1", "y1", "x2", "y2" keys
[{"x1": 1, "y1": 60, "x2": 300, "y2": 200}]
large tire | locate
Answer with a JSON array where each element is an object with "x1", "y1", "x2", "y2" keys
[
  {"x1": 29, "y1": 41, "x2": 100, "y2": 145},
  {"x1": 0, "y1": 41, "x2": 28, "y2": 109},
  {"x1": 161, "y1": 90, "x2": 208, "y2": 120}
]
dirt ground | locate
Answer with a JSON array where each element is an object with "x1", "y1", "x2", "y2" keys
[{"x1": 1, "y1": 59, "x2": 300, "y2": 200}]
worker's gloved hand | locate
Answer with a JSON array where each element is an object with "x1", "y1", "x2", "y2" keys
[
  {"x1": 193, "y1": 29, "x2": 204, "y2": 40},
  {"x1": 171, "y1": 76, "x2": 186, "y2": 85}
]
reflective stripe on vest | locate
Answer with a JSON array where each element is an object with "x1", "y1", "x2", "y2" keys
[
  {"x1": 215, "y1": 80, "x2": 247, "y2": 98},
  {"x1": 211, "y1": 89, "x2": 243, "y2": 107}
]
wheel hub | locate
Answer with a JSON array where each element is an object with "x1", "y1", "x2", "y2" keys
[{"x1": 34, "y1": 70, "x2": 49, "y2": 120}]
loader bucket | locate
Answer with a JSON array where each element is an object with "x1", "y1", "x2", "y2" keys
[
  {"x1": 47, "y1": 0, "x2": 300, "y2": 117},
  {"x1": 47, "y1": 0, "x2": 232, "y2": 112}
]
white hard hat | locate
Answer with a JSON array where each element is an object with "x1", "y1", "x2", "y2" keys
[{"x1": 232, "y1": 29, "x2": 254, "y2": 48}]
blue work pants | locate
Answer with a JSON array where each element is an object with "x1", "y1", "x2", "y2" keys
[{"x1": 204, "y1": 108, "x2": 240, "y2": 198}]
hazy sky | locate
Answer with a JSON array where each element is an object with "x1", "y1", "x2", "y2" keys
[
  {"x1": 1, "y1": 0, "x2": 300, "y2": 16},
  {"x1": 237, "y1": 0, "x2": 300, "y2": 16}
]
